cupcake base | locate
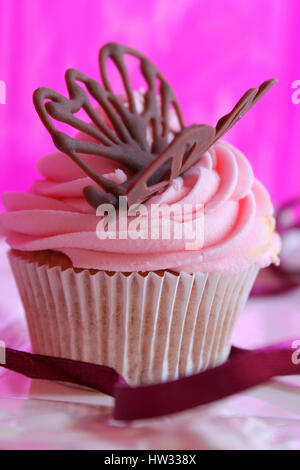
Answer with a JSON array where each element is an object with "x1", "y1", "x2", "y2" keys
[{"x1": 9, "y1": 250, "x2": 259, "y2": 385}]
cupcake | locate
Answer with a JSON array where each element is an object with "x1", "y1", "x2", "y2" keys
[{"x1": 0, "y1": 43, "x2": 280, "y2": 385}]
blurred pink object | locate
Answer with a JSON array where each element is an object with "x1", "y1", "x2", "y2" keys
[{"x1": 0, "y1": 0, "x2": 299, "y2": 207}]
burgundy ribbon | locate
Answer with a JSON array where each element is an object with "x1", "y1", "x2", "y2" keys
[{"x1": 1, "y1": 341, "x2": 299, "y2": 420}]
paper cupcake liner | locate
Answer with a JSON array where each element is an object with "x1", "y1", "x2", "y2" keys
[{"x1": 9, "y1": 251, "x2": 259, "y2": 385}]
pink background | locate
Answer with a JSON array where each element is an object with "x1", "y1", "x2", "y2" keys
[
  {"x1": 0, "y1": 0, "x2": 299, "y2": 207},
  {"x1": 0, "y1": 1, "x2": 300, "y2": 450}
]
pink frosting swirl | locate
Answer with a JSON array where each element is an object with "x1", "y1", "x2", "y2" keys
[{"x1": 0, "y1": 136, "x2": 280, "y2": 273}]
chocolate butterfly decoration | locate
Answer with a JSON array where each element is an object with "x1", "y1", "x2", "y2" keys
[{"x1": 33, "y1": 42, "x2": 276, "y2": 209}]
